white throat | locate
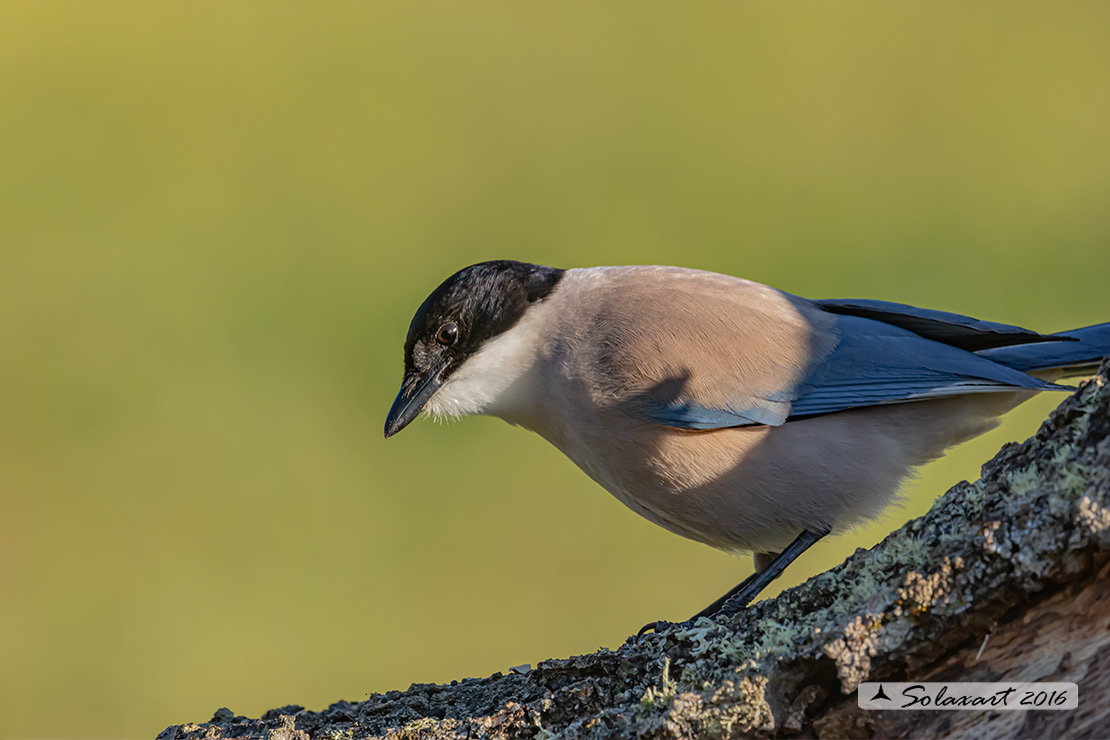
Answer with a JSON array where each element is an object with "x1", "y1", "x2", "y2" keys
[{"x1": 423, "y1": 301, "x2": 552, "y2": 424}]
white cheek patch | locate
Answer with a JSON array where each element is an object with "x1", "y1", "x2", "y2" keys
[{"x1": 423, "y1": 305, "x2": 550, "y2": 421}]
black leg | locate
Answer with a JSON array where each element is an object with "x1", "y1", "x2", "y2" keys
[
  {"x1": 636, "y1": 528, "x2": 828, "y2": 637},
  {"x1": 715, "y1": 528, "x2": 828, "y2": 616},
  {"x1": 687, "y1": 566, "x2": 766, "y2": 621}
]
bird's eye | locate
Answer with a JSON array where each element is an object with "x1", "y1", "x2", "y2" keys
[{"x1": 435, "y1": 321, "x2": 459, "y2": 346}]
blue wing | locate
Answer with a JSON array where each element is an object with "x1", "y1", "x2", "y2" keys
[
  {"x1": 786, "y1": 315, "x2": 1061, "y2": 419},
  {"x1": 648, "y1": 307, "x2": 1065, "y2": 430},
  {"x1": 813, "y1": 298, "x2": 1057, "y2": 351},
  {"x1": 649, "y1": 397, "x2": 790, "y2": 429}
]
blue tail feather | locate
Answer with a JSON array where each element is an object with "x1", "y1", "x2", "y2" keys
[{"x1": 977, "y1": 323, "x2": 1110, "y2": 375}]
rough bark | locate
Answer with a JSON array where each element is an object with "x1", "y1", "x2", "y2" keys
[{"x1": 159, "y1": 363, "x2": 1110, "y2": 740}]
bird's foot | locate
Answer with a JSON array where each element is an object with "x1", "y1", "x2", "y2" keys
[
  {"x1": 716, "y1": 588, "x2": 757, "y2": 617},
  {"x1": 633, "y1": 597, "x2": 757, "y2": 641},
  {"x1": 633, "y1": 619, "x2": 685, "y2": 640}
]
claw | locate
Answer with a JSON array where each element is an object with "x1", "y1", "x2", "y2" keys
[{"x1": 636, "y1": 620, "x2": 672, "y2": 637}]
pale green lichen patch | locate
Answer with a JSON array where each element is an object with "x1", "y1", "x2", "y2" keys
[
  {"x1": 1004, "y1": 462, "x2": 1041, "y2": 498},
  {"x1": 640, "y1": 657, "x2": 678, "y2": 709}
]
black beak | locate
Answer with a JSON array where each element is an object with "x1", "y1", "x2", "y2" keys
[{"x1": 384, "y1": 370, "x2": 443, "y2": 438}]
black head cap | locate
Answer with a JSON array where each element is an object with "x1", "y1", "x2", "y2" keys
[{"x1": 384, "y1": 260, "x2": 564, "y2": 437}]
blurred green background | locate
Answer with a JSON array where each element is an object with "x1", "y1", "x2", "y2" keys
[{"x1": 2, "y1": 3, "x2": 1108, "y2": 737}]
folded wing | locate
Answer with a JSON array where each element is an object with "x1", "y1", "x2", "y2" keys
[{"x1": 642, "y1": 291, "x2": 1065, "y2": 430}]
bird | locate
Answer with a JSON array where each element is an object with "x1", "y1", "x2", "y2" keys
[{"x1": 384, "y1": 260, "x2": 1110, "y2": 632}]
